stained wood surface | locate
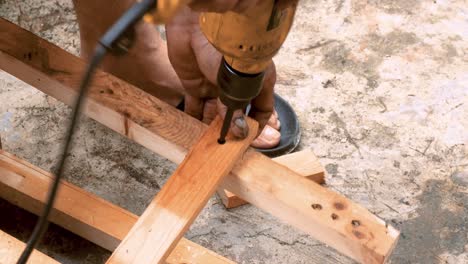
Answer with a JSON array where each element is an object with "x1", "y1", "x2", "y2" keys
[
  {"x1": 0, "y1": 229, "x2": 60, "y2": 264},
  {"x1": 0, "y1": 18, "x2": 399, "y2": 263},
  {"x1": 217, "y1": 149, "x2": 325, "y2": 208},
  {"x1": 0, "y1": 150, "x2": 235, "y2": 264},
  {"x1": 107, "y1": 117, "x2": 257, "y2": 264}
]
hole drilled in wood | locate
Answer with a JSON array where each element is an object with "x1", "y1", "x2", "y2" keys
[
  {"x1": 333, "y1": 202, "x2": 346, "y2": 210},
  {"x1": 331, "y1": 213, "x2": 339, "y2": 220},
  {"x1": 311, "y1": 204, "x2": 322, "y2": 210},
  {"x1": 102, "y1": 88, "x2": 114, "y2": 94},
  {"x1": 351, "y1": 220, "x2": 361, "y2": 227}
]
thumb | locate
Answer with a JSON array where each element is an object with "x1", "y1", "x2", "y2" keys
[{"x1": 217, "y1": 99, "x2": 249, "y2": 139}]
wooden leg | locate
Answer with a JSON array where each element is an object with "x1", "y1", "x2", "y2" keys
[
  {"x1": 107, "y1": 117, "x2": 257, "y2": 264},
  {"x1": 217, "y1": 149, "x2": 325, "y2": 208}
]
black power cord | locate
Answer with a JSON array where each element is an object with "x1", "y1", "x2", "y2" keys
[{"x1": 16, "y1": 0, "x2": 156, "y2": 263}]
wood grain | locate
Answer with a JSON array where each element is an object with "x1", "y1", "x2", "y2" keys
[
  {"x1": 0, "y1": 18, "x2": 399, "y2": 263},
  {"x1": 217, "y1": 149, "x2": 325, "y2": 208},
  {"x1": 0, "y1": 150, "x2": 235, "y2": 264},
  {"x1": 107, "y1": 117, "x2": 257, "y2": 264},
  {"x1": 273, "y1": 149, "x2": 325, "y2": 182},
  {"x1": 221, "y1": 151, "x2": 400, "y2": 263},
  {"x1": 0, "y1": 229, "x2": 60, "y2": 264}
]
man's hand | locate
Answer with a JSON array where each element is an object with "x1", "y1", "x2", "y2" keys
[{"x1": 166, "y1": 6, "x2": 280, "y2": 147}]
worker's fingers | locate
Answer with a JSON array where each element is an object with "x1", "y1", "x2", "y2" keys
[
  {"x1": 184, "y1": 95, "x2": 204, "y2": 120},
  {"x1": 267, "y1": 111, "x2": 281, "y2": 130},
  {"x1": 230, "y1": 110, "x2": 249, "y2": 139},
  {"x1": 167, "y1": 8, "x2": 218, "y2": 122},
  {"x1": 251, "y1": 125, "x2": 281, "y2": 149},
  {"x1": 183, "y1": 79, "x2": 218, "y2": 121},
  {"x1": 249, "y1": 62, "x2": 276, "y2": 135},
  {"x1": 217, "y1": 100, "x2": 249, "y2": 139},
  {"x1": 272, "y1": 109, "x2": 278, "y2": 118},
  {"x1": 191, "y1": 26, "x2": 222, "y2": 86},
  {"x1": 166, "y1": 7, "x2": 201, "y2": 84},
  {"x1": 202, "y1": 98, "x2": 218, "y2": 124}
]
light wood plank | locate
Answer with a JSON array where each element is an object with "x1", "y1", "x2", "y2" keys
[
  {"x1": 0, "y1": 18, "x2": 399, "y2": 263},
  {"x1": 107, "y1": 117, "x2": 257, "y2": 264},
  {"x1": 273, "y1": 149, "x2": 325, "y2": 182},
  {"x1": 0, "y1": 150, "x2": 235, "y2": 264},
  {"x1": 221, "y1": 151, "x2": 400, "y2": 263},
  {"x1": 0, "y1": 229, "x2": 60, "y2": 264},
  {"x1": 217, "y1": 149, "x2": 325, "y2": 208}
]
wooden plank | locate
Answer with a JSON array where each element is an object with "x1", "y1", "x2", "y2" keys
[
  {"x1": 273, "y1": 149, "x2": 325, "y2": 182},
  {"x1": 0, "y1": 150, "x2": 235, "y2": 264},
  {"x1": 217, "y1": 149, "x2": 325, "y2": 208},
  {"x1": 107, "y1": 117, "x2": 257, "y2": 264},
  {"x1": 221, "y1": 151, "x2": 400, "y2": 263},
  {"x1": 0, "y1": 229, "x2": 60, "y2": 264},
  {"x1": 0, "y1": 19, "x2": 399, "y2": 263}
]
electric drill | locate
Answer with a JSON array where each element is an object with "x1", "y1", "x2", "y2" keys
[
  {"x1": 149, "y1": 0, "x2": 297, "y2": 143},
  {"x1": 199, "y1": 1, "x2": 297, "y2": 143}
]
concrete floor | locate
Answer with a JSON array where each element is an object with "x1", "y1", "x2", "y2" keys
[{"x1": 0, "y1": 0, "x2": 467, "y2": 263}]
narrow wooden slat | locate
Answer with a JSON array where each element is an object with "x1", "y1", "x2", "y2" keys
[
  {"x1": 0, "y1": 229, "x2": 60, "y2": 264},
  {"x1": 217, "y1": 149, "x2": 325, "y2": 208},
  {"x1": 273, "y1": 149, "x2": 324, "y2": 182},
  {"x1": 0, "y1": 150, "x2": 235, "y2": 264},
  {"x1": 0, "y1": 18, "x2": 399, "y2": 263},
  {"x1": 107, "y1": 117, "x2": 257, "y2": 264}
]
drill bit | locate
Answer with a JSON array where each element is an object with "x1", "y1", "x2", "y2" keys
[{"x1": 218, "y1": 107, "x2": 234, "y2": 144}]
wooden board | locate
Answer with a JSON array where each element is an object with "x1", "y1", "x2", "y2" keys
[
  {"x1": 107, "y1": 117, "x2": 257, "y2": 264},
  {"x1": 221, "y1": 151, "x2": 400, "y2": 263},
  {"x1": 0, "y1": 18, "x2": 399, "y2": 263},
  {"x1": 217, "y1": 149, "x2": 325, "y2": 208},
  {"x1": 0, "y1": 150, "x2": 234, "y2": 264},
  {"x1": 0, "y1": 229, "x2": 60, "y2": 264},
  {"x1": 273, "y1": 149, "x2": 325, "y2": 182}
]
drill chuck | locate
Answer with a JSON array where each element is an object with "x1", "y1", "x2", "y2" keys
[
  {"x1": 216, "y1": 57, "x2": 265, "y2": 143},
  {"x1": 217, "y1": 57, "x2": 265, "y2": 111}
]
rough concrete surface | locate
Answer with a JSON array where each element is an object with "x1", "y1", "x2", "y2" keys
[{"x1": 0, "y1": 0, "x2": 467, "y2": 263}]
